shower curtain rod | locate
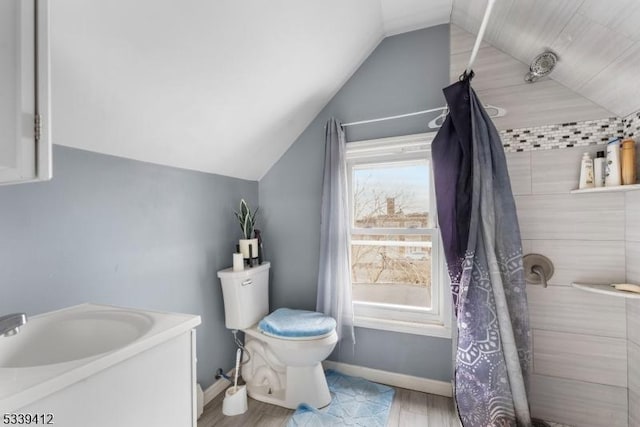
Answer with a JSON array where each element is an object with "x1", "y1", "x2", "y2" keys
[
  {"x1": 466, "y1": 0, "x2": 497, "y2": 74},
  {"x1": 342, "y1": 0, "x2": 499, "y2": 129},
  {"x1": 341, "y1": 107, "x2": 446, "y2": 127},
  {"x1": 341, "y1": 104, "x2": 506, "y2": 128}
]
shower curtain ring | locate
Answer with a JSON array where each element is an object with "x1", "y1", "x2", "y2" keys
[{"x1": 459, "y1": 69, "x2": 475, "y2": 82}]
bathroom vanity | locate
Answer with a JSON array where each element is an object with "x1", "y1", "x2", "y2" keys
[{"x1": 0, "y1": 304, "x2": 201, "y2": 427}]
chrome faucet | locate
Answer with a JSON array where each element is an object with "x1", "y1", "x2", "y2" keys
[{"x1": 0, "y1": 313, "x2": 27, "y2": 337}]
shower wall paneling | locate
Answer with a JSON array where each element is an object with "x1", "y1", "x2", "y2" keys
[
  {"x1": 626, "y1": 188, "x2": 640, "y2": 427},
  {"x1": 505, "y1": 146, "x2": 629, "y2": 427}
]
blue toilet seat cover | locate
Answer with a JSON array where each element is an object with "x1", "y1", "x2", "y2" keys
[{"x1": 258, "y1": 308, "x2": 336, "y2": 338}]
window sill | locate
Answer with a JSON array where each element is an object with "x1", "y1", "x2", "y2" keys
[{"x1": 353, "y1": 315, "x2": 452, "y2": 339}]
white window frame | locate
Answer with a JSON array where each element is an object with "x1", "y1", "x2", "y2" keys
[{"x1": 346, "y1": 133, "x2": 451, "y2": 338}]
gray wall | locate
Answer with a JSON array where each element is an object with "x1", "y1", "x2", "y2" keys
[
  {"x1": 0, "y1": 145, "x2": 257, "y2": 389},
  {"x1": 259, "y1": 25, "x2": 453, "y2": 382}
]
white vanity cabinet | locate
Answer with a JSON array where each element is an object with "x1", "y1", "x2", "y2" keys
[
  {"x1": 0, "y1": 0, "x2": 51, "y2": 185},
  {"x1": 1, "y1": 304, "x2": 202, "y2": 427}
]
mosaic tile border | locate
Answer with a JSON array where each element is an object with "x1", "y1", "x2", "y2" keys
[
  {"x1": 624, "y1": 110, "x2": 640, "y2": 139},
  {"x1": 497, "y1": 110, "x2": 639, "y2": 153},
  {"x1": 498, "y1": 117, "x2": 625, "y2": 153}
]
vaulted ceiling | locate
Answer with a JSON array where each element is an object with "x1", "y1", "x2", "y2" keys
[
  {"x1": 52, "y1": 0, "x2": 451, "y2": 181},
  {"x1": 52, "y1": 1, "x2": 640, "y2": 181}
]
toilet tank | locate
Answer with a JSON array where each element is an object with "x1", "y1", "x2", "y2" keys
[{"x1": 217, "y1": 262, "x2": 270, "y2": 330}]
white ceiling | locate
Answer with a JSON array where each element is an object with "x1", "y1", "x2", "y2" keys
[
  {"x1": 53, "y1": 0, "x2": 639, "y2": 181},
  {"x1": 380, "y1": 0, "x2": 452, "y2": 36},
  {"x1": 52, "y1": 0, "x2": 452, "y2": 181}
]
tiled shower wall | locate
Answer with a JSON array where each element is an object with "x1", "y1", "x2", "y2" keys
[
  {"x1": 500, "y1": 109, "x2": 640, "y2": 427},
  {"x1": 626, "y1": 144, "x2": 640, "y2": 427},
  {"x1": 506, "y1": 146, "x2": 628, "y2": 427},
  {"x1": 626, "y1": 109, "x2": 640, "y2": 427}
]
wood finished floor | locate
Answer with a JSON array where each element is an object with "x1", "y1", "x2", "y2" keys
[{"x1": 198, "y1": 385, "x2": 461, "y2": 427}]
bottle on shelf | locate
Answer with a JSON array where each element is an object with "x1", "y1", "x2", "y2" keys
[
  {"x1": 605, "y1": 137, "x2": 622, "y2": 187},
  {"x1": 578, "y1": 152, "x2": 594, "y2": 189},
  {"x1": 621, "y1": 138, "x2": 637, "y2": 185},
  {"x1": 594, "y1": 150, "x2": 606, "y2": 187}
]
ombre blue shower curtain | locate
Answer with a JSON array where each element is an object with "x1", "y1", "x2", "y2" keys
[{"x1": 432, "y1": 75, "x2": 532, "y2": 426}]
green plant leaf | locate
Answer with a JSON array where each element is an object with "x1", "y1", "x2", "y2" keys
[
  {"x1": 242, "y1": 214, "x2": 250, "y2": 239},
  {"x1": 234, "y1": 198, "x2": 258, "y2": 239}
]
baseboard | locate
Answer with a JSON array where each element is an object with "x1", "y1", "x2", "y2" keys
[
  {"x1": 201, "y1": 362, "x2": 453, "y2": 408},
  {"x1": 322, "y1": 360, "x2": 453, "y2": 397},
  {"x1": 202, "y1": 369, "x2": 234, "y2": 406}
]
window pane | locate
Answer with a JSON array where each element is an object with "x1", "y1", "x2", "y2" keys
[
  {"x1": 352, "y1": 162, "x2": 430, "y2": 228},
  {"x1": 351, "y1": 234, "x2": 432, "y2": 308}
]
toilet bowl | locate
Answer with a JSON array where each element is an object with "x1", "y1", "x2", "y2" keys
[
  {"x1": 242, "y1": 323, "x2": 337, "y2": 408},
  {"x1": 217, "y1": 262, "x2": 338, "y2": 409}
]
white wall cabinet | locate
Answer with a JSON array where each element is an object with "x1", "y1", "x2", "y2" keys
[{"x1": 0, "y1": 0, "x2": 50, "y2": 185}]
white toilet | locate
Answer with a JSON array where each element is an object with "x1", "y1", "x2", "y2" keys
[{"x1": 217, "y1": 262, "x2": 338, "y2": 409}]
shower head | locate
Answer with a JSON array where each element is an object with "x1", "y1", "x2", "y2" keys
[{"x1": 524, "y1": 51, "x2": 558, "y2": 83}]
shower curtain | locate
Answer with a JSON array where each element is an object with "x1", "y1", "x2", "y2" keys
[
  {"x1": 317, "y1": 118, "x2": 355, "y2": 344},
  {"x1": 432, "y1": 75, "x2": 532, "y2": 426}
]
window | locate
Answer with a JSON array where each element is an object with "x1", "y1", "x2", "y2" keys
[{"x1": 346, "y1": 133, "x2": 451, "y2": 337}]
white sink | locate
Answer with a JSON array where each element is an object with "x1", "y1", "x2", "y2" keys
[
  {"x1": 0, "y1": 303, "x2": 201, "y2": 414},
  {"x1": 0, "y1": 309, "x2": 153, "y2": 368}
]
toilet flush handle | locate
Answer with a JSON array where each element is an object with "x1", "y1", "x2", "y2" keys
[{"x1": 242, "y1": 279, "x2": 253, "y2": 286}]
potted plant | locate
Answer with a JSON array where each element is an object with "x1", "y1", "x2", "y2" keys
[{"x1": 235, "y1": 199, "x2": 259, "y2": 260}]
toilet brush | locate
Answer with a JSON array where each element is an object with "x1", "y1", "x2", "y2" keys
[
  {"x1": 233, "y1": 348, "x2": 241, "y2": 392},
  {"x1": 222, "y1": 348, "x2": 248, "y2": 416}
]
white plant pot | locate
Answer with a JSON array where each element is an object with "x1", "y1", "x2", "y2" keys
[{"x1": 239, "y1": 238, "x2": 258, "y2": 259}]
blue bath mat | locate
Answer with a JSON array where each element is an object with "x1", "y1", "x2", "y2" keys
[{"x1": 287, "y1": 369, "x2": 395, "y2": 427}]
